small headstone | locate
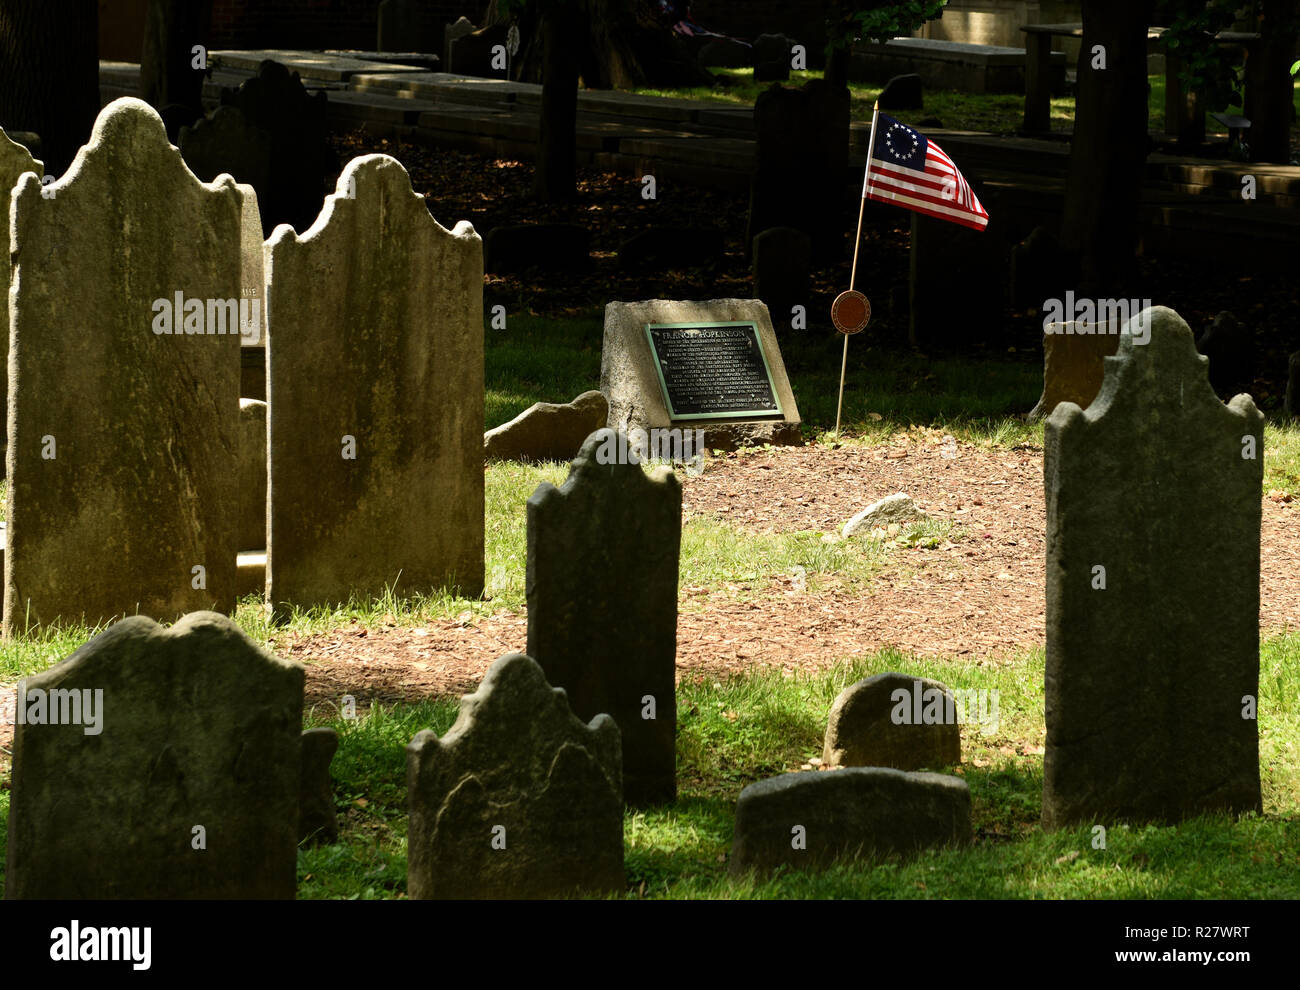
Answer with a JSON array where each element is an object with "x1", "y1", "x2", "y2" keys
[
  {"x1": 406, "y1": 653, "x2": 624, "y2": 899},
  {"x1": 444, "y1": 16, "x2": 477, "y2": 69},
  {"x1": 729, "y1": 768, "x2": 972, "y2": 877},
  {"x1": 616, "y1": 226, "x2": 724, "y2": 272},
  {"x1": 0, "y1": 127, "x2": 43, "y2": 446},
  {"x1": 5, "y1": 611, "x2": 304, "y2": 898},
  {"x1": 1044, "y1": 306, "x2": 1263, "y2": 827},
  {"x1": 751, "y1": 226, "x2": 811, "y2": 331},
  {"x1": 878, "y1": 73, "x2": 924, "y2": 111},
  {"x1": 752, "y1": 33, "x2": 796, "y2": 66},
  {"x1": 266, "y1": 154, "x2": 484, "y2": 614},
  {"x1": 823, "y1": 673, "x2": 961, "y2": 770},
  {"x1": 299, "y1": 727, "x2": 339, "y2": 846},
  {"x1": 484, "y1": 223, "x2": 590, "y2": 274},
  {"x1": 842, "y1": 493, "x2": 926, "y2": 538},
  {"x1": 1195, "y1": 310, "x2": 1252, "y2": 398},
  {"x1": 698, "y1": 38, "x2": 752, "y2": 68},
  {"x1": 601, "y1": 298, "x2": 802, "y2": 450},
  {"x1": 527, "y1": 429, "x2": 681, "y2": 805},
  {"x1": 239, "y1": 399, "x2": 267, "y2": 551},
  {"x1": 6, "y1": 98, "x2": 242, "y2": 632},
  {"x1": 484, "y1": 390, "x2": 608, "y2": 462},
  {"x1": 1028, "y1": 322, "x2": 1121, "y2": 421}
]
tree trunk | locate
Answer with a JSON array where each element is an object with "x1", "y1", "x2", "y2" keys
[
  {"x1": 0, "y1": 0, "x2": 100, "y2": 175},
  {"x1": 1060, "y1": 1, "x2": 1153, "y2": 293},
  {"x1": 140, "y1": 0, "x2": 212, "y2": 115},
  {"x1": 533, "y1": 4, "x2": 581, "y2": 201},
  {"x1": 1245, "y1": 0, "x2": 1298, "y2": 164}
]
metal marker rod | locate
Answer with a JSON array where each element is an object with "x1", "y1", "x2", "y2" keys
[{"x1": 835, "y1": 101, "x2": 881, "y2": 439}]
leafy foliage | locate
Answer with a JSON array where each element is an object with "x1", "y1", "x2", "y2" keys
[
  {"x1": 828, "y1": 0, "x2": 949, "y2": 47},
  {"x1": 1154, "y1": 0, "x2": 1249, "y2": 112}
]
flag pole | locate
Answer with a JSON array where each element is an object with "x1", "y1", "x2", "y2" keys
[{"x1": 834, "y1": 100, "x2": 881, "y2": 440}]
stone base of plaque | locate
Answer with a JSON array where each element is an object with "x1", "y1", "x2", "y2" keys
[{"x1": 600, "y1": 298, "x2": 803, "y2": 452}]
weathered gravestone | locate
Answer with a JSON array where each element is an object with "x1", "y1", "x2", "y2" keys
[
  {"x1": 444, "y1": 17, "x2": 477, "y2": 68},
  {"x1": 5, "y1": 611, "x2": 303, "y2": 898},
  {"x1": 601, "y1": 298, "x2": 802, "y2": 450},
  {"x1": 6, "y1": 98, "x2": 242, "y2": 634},
  {"x1": 1027, "y1": 322, "x2": 1122, "y2": 421},
  {"x1": 239, "y1": 398, "x2": 267, "y2": 550},
  {"x1": 266, "y1": 154, "x2": 484, "y2": 614},
  {"x1": 235, "y1": 182, "x2": 267, "y2": 347},
  {"x1": 180, "y1": 105, "x2": 272, "y2": 221},
  {"x1": 746, "y1": 79, "x2": 848, "y2": 263},
  {"x1": 406, "y1": 652, "x2": 624, "y2": 898},
  {"x1": 447, "y1": 23, "x2": 511, "y2": 76},
  {"x1": 822, "y1": 672, "x2": 962, "y2": 770},
  {"x1": 0, "y1": 127, "x2": 43, "y2": 445},
  {"x1": 527, "y1": 428, "x2": 680, "y2": 805},
  {"x1": 730, "y1": 768, "x2": 972, "y2": 877},
  {"x1": 1196, "y1": 310, "x2": 1252, "y2": 399},
  {"x1": 1043, "y1": 306, "x2": 1263, "y2": 827}
]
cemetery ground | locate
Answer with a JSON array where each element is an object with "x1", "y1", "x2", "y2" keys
[{"x1": 2, "y1": 139, "x2": 1299, "y2": 901}]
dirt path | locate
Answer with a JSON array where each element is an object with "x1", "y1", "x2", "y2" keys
[{"x1": 4, "y1": 434, "x2": 1298, "y2": 750}]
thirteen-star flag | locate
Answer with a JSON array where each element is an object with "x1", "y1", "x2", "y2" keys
[{"x1": 864, "y1": 111, "x2": 989, "y2": 232}]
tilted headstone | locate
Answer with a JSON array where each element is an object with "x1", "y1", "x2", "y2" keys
[
  {"x1": 266, "y1": 154, "x2": 484, "y2": 614},
  {"x1": 444, "y1": 16, "x2": 477, "y2": 69},
  {"x1": 823, "y1": 672, "x2": 962, "y2": 771},
  {"x1": 5, "y1": 611, "x2": 304, "y2": 899},
  {"x1": 1043, "y1": 306, "x2": 1263, "y2": 827},
  {"x1": 6, "y1": 98, "x2": 242, "y2": 633},
  {"x1": 730, "y1": 768, "x2": 972, "y2": 877},
  {"x1": 406, "y1": 652, "x2": 624, "y2": 899},
  {"x1": 483, "y1": 390, "x2": 608, "y2": 463},
  {"x1": 1, "y1": 127, "x2": 43, "y2": 445},
  {"x1": 1027, "y1": 322, "x2": 1121, "y2": 422},
  {"x1": 527, "y1": 429, "x2": 681, "y2": 805}
]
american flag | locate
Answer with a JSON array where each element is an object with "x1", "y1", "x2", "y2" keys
[{"x1": 864, "y1": 112, "x2": 989, "y2": 232}]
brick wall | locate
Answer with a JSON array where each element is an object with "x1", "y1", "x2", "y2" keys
[{"x1": 209, "y1": 1, "x2": 489, "y2": 51}]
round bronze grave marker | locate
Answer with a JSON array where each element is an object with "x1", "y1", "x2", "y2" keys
[{"x1": 831, "y1": 290, "x2": 871, "y2": 335}]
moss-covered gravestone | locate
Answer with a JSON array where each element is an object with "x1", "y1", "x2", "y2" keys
[
  {"x1": 266, "y1": 154, "x2": 484, "y2": 615},
  {"x1": 5, "y1": 98, "x2": 242, "y2": 633},
  {"x1": 1, "y1": 127, "x2": 42, "y2": 442},
  {"x1": 5, "y1": 612, "x2": 304, "y2": 899},
  {"x1": 1043, "y1": 306, "x2": 1263, "y2": 826},
  {"x1": 406, "y1": 653, "x2": 624, "y2": 899},
  {"x1": 526, "y1": 429, "x2": 681, "y2": 805}
]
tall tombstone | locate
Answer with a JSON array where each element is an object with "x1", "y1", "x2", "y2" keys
[
  {"x1": 5, "y1": 98, "x2": 242, "y2": 634},
  {"x1": 1, "y1": 128, "x2": 43, "y2": 446},
  {"x1": 406, "y1": 652, "x2": 624, "y2": 899},
  {"x1": 527, "y1": 428, "x2": 681, "y2": 805},
  {"x1": 266, "y1": 154, "x2": 484, "y2": 614},
  {"x1": 5, "y1": 612, "x2": 304, "y2": 899},
  {"x1": 1043, "y1": 306, "x2": 1263, "y2": 827}
]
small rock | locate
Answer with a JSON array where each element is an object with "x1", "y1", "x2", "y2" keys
[{"x1": 842, "y1": 493, "x2": 927, "y2": 538}]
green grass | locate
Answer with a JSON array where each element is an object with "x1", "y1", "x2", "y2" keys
[{"x1": 633, "y1": 68, "x2": 1300, "y2": 142}]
